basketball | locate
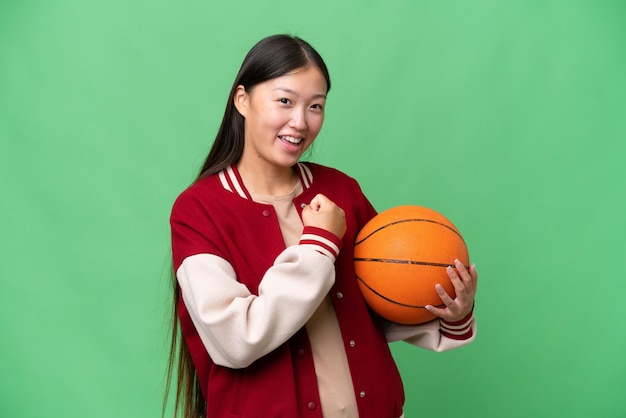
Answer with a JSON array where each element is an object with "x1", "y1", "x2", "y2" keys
[{"x1": 354, "y1": 205, "x2": 469, "y2": 325}]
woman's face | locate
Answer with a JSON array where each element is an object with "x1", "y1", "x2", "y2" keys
[{"x1": 234, "y1": 65, "x2": 327, "y2": 171}]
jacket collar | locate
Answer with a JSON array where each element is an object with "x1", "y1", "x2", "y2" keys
[{"x1": 218, "y1": 163, "x2": 313, "y2": 200}]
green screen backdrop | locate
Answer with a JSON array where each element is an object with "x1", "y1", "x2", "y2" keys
[{"x1": 1, "y1": 1, "x2": 625, "y2": 417}]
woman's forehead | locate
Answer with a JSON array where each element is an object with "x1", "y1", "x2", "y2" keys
[{"x1": 256, "y1": 66, "x2": 328, "y2": 95}]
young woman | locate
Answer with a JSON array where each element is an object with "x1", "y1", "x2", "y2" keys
[{"x1": 166, "y1": 34, "x2": 478, "y2": 418}]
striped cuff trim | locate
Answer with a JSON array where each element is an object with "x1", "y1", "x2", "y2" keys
[
  {"x1": 299, "y1": 227, "x2": 343, "y2": 261},
  {"x1": 441, "y1": 312, "x2": 474, "y2": 340}
]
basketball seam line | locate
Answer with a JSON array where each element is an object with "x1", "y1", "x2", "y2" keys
[
  {"x1": 356, "y1": 275, "x2": 445, "y2": 309},
  {"x1": 354, "y1": 218, "x2": 465, "y2": 246},
  {"x1": 354, "y1": 258, "x2": 470, "y2": 269}
]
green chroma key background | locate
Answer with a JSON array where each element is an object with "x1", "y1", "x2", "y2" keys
[{"x1": 1, "y1": 1, "x2": 625, "y2": 417}]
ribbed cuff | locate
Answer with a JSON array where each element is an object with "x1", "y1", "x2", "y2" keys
[
  {"x1": 441, "y1": 310, "x2": 474, "y2": 340},
  {"x1": 299, "y1": 226, "x2": 343, "y2": 261}
]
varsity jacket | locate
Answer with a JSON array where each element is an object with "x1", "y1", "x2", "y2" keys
[{"x1": 170, "y1": 162, "x2": 475, "y2": 418}]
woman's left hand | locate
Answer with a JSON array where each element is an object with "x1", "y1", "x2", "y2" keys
[{"x1": 425, "y1": 259, "x2": 478, "y2": 322}]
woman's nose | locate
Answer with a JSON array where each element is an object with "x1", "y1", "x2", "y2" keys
[{"x1": 289, "y1": 107, "x2": 307, "y2": 130}]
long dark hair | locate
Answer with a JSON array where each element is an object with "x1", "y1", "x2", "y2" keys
[{"x1": 163, "y1": 34, "x2": 331, "y2": 418}]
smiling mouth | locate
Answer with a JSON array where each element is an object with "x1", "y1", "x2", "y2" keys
[{"x1": 278, "y1": 135, "x2": 303, "y2": 145}]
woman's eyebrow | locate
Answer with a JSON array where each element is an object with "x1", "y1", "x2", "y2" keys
[{"x1": 274, "y1": 87, "x2": 327, "y2": 99}]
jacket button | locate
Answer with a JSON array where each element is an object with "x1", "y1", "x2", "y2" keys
[
  {"x1": 336, "y1": 292, "x2": 344, "y2": 299},
  {"x1": 300, "y1": 203, "x2": 307, "y2": 208},
  {"x1": 360, "y1": 391, "x2": 366, "y2": 398},
  {"x1": 349, "y1": 340, "x2": 355, "y2": 347},
  {"x1": 262, "y1": 209, "x2": 271, "y2": 217},
  {"x1": 307, "y1": 401, "x2": 316, "y2": 410},
  {"x1": 297, "y1": 348, "x2": 305, "y2": 357}
]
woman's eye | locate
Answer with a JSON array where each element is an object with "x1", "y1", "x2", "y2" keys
[
  {"x1": 279, "y1": 98, "x2": 290, "y2": 104},
  {"x1": 311, "y1": 103, "x2": 324, "y2": 111}
]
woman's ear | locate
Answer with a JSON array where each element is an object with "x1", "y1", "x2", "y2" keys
[{"x1": 233, "y1": 85, "x2": 248, "y2": 117}]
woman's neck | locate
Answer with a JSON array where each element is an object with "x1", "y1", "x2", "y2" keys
[{"x1": 236, "y1": 162, "x2": 299, "y2": 196}]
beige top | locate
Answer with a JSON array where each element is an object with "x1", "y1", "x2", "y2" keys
[{"x1": 252, "y1": 184, "x2": 359, "y2": 418}]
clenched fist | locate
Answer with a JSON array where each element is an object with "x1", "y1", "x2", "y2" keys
[{"x1": 301, "y1": 194, "x2": 347, "y2": 239}]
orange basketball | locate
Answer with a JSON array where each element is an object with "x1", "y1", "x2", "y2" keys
[{"x1": 354, "y1": 205, "x2": 469, "y2": 325}]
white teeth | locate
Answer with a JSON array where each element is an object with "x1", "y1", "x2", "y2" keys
[{"x1": 280, "y1": 135, "x2": 302, "y2": 144}]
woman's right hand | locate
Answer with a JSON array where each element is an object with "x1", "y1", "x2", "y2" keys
[{"x1": 301, "y1": 194, "x2": 347, "y2": 239}]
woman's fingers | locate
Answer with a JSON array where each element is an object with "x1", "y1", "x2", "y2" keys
[{"x1": 426, "y1": 260, "x2": 478, "y2": 322}]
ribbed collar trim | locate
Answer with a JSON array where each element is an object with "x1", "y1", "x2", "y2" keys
[{"x1": 218, "y1": 163, "x2": 313, "y2": 200}]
